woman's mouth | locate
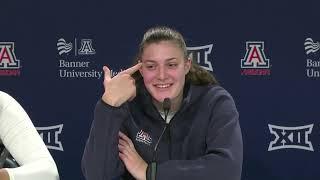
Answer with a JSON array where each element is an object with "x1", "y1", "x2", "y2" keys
[{"x1": 154, "y1": 84, "x2": 172, "y2": 88}]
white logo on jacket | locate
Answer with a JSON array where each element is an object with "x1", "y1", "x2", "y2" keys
[{"x1": 135, "y1": 130, "x2": 152, "y2": 146}]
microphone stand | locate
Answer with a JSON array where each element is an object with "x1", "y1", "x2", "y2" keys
[{"x1": 149, "y1": 98, "x2": 171, "y2": 180}]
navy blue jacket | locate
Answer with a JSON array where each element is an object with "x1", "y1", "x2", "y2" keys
[{"x1": 82, "y1": 82, "x2": 243, "y2": 180}]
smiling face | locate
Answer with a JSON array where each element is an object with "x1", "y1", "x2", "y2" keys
[{"x1": 139, "y1": 40, "x2": 191, "y2": 109}]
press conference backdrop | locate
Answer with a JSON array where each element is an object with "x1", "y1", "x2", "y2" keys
[{"x1": 1, "y1": 0, "x2": 320, "y2": 179}]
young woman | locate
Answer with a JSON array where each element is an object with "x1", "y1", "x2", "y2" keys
[
  {"x1": 82, "y1": 26, "x2": 243, "y2": 180},
  {"x1": 0, "y1": 91, "x2": 60, "y2": 180}
]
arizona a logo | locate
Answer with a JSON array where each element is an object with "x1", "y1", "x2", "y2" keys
[
  {"x1": 241, "y1": 41, "x2": 270, "y2": 75},
  {"x1": 78, "y1": 39, "x2": 95, "y2": 55},
  {"x1": 0, "y1": 42, "x2": 21, "y2": 76}
]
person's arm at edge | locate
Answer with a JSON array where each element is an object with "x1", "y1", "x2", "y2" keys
[{"x1": 0, "y1": 91, "x2": 59, "y2": 180}]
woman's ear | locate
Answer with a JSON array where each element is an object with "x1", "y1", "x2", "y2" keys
[{"x1": 184, "y1": 58, "x2": 192, "y2": 75}]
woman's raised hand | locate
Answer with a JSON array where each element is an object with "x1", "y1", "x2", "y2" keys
[{"x1": 102, "y1": 63, "x2": 142, "y2": 107}]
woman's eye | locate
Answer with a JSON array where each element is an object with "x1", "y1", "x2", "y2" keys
[
  {"x1": 168, "y1": 63, "x2": 177, "y2": 68},
  {"x1": 146, "y1": 65, "x2": 155, "y2": 69}
]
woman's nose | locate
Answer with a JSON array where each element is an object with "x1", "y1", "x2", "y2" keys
[{"x1": 157, "y1": 66, "x2": 167, "y2": 80}]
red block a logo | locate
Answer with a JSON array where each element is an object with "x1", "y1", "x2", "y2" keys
[
  {"x1": 0, "y1": 42, "x2": 21, "y2": 76},
  {"x1": 241, "y1": 41, "x2": 269, "y2": 68}
]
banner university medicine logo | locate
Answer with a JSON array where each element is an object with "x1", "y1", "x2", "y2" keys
[
  {"x1": 268, "y1": 124, "x2": 313, "y2": 151},
  {"x1": 36, "y1": 124, "x2": 64, "y2": 151},
  {"x1": 135, "y1": 130, "x2": 152, "y2": 146},
  {"x1": 57, "y1": 38, "x2": 95, "y2": 56},
  {"x1": 304, "y1": 38, "x2": 320, "y2": 78},
  {"x1": 57, "y1": 37, "x2": 102, "y2": 79},
  {"x1": 0, "y1": 42, "x2": 21, "y2": 76},
  {"x1": 241, "y1": 41, "x2": 270, "y2": 76},
  {"x1": 187, "y1": 44, "x2": 213, "y2": 72}
]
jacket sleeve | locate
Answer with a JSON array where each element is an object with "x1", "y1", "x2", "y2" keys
[
  {"x1": 81, "y1": 100, "x2": 130, "y2": 180},
  {"x1": 149, "y1": 89, "x2": 243, "y2": 180},
  {"x1": 0, "y1": 91, "x2": 60, "y2": 180}
]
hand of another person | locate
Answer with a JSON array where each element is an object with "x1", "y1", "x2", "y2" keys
[
  {"x1": 118, "y1": 131, "x2": 147, "y2": 180},
  {"x1": 102, "y1": 63, "x2": 142, "y2": 107}
]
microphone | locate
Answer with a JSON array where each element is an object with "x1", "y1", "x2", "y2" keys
[
  {"x1": 162, "y1": 98, "x2": 171, "y2": 121},
  {"x1": 150, "y1": 98, "x2": 171, "y2": 180}
]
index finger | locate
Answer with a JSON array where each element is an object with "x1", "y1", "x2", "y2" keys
[
  {"x1": 119, "y1": 63, "x2": 142, "y2": 75},
  {"x1": 103, "y1": 66, "x2": 111, "y2": 81}
]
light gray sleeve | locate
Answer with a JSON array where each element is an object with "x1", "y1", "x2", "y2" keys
[{"x1": 0, "y1": 91, "x2": 60, "y2": 180}]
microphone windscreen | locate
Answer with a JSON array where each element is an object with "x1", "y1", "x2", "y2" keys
[{"x1": 163, "y1": 98, "x2": 171, "y2": 112}]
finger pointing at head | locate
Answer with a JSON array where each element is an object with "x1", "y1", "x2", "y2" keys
[
  {"x1": 103, "y1": 66, "x2": 111, "y2": 81},
  {"x1": 120, "y1": 63, "x2": 142, "y2": 75}
]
